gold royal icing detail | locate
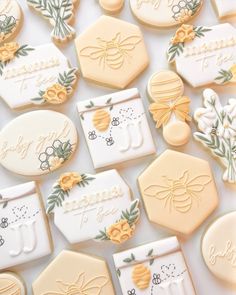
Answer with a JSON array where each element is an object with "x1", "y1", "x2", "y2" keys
[
  {"x1": 93, "y1": 109, "x2": 111, "y2": 132},
  {"x1": 132, "y1": 264, "x2": 151, "y2": 289}
]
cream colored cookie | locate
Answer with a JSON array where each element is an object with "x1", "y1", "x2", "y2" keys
[
  {"x1": 0, "y1": 0, "x2": 22, "y2": 44},
  {"x1": 148, "y1": 70, "x2": 191, "y2": 146},
  {"x1": 99, "y1": 0, "x2": 124, "y2": 14},
  {"x1": 27, "y1": 0, "x2": 79, "y2": 43},
  {"x1": 32, "y1": 250, "x2": 115, "y2": 295},
  {"x1": 130, "y1": 0, "x2": 203, "y2": 28},
  {"x1": 213, "y1": 0, "x2": 236, "y2": 19},
  {"x1": 0, "y1": 272, "x2": 25, "y2": 294},
  {"x1": 75, "y1": 15, "x2": 149, "y2": 89},
  {"x1": 138, "y1": 150, "x2": 219, "y2": 236},
  {"x1": 202, "y1": 211, "x2": 236, "y2": 285}
]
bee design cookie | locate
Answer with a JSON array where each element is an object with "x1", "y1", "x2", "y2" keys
[
  {"x1": 114, "y1": 236, "x2": 197, "y2": 294},
  {"x1": 27, "y1": 0, "x2": 79, "y2": 43},
  {"x1": 0, "y1": 272, "x2": 25, "y2": 295},
  {"x1": 148, "y1": 70, "x2": 191, "y2": 146},
  {"x1": 75, "y1": 15, "x2": 149, "y2": 89},
  {"x1": 33, "y1": 250, "x2": 115, "y2": 295},
  {"x1": 167, "y1": 23, "x2": 236, "y2": 87},
  {"x1": 77, "y1": 88, "x2": 156, "y2": 169},
  {"x1": 0, "y1": 110, "x2": 78, "y2": 176},
  {"x1": 130, "y1": 0, "x2": 203, "y2": 28},
  {"x1": 194, "y1": 89, "x2": 236, "y2": 184},
  {"x1": 0, "y1": 0, "x2": 22, "y2": 44},
  {"x1": 0, "y1": 43, "x2": 78, "y2": 110},
  {"x1": 0, "y1": 182, "x2": 52, "y2": 270},
  {"x1": 202, "y1": 211, "x2": 236, "y2": 285},
  {"x1": 47, "y1": 169, "x2": 140, "y2": 244},
  {"x1": 138, "y1": 150, "x2": 219, "y2": 236},
  {"x1": 213, "y1": 0, "x2": 236, "y2": 19}
]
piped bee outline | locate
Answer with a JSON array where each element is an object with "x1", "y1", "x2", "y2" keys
[
  {"x1": 106, "y1": 137, "x2": 114, "y2": 146},
  {"x1": 0, "y1": 217, "x2": 8, "y2": 228}
]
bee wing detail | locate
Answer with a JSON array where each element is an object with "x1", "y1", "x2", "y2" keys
[
  {"x1": 187, "y1": 175, "x2": 212, "y2": 192},
  {"x1": 179, "y1": 170, "x2": 189, "y2": 184},
  {"x1": 82, "y1": 276, "x2": 108, "y2": 295},
  {"x1": 80, "y1": 47, "x2": 106, "y2": 59},
  {"x1": 119, "y1": 35, "x2": 142, "y2": 50},
  {"x1": 144, "y1": 185, "x2": 171, "y2": 200}
]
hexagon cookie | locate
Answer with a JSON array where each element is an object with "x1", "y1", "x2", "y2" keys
[
  {"x1": 167, "y1": 23, "x2": 236, "y2": 87},
  {"x1": 0, "y1": 43, "x2": 78, "y2": 110},
  {"x1": 75, "y1": 15, "x2": 149, "y2": 89},
  {"x1": 138, "y1": 150, "x2": 219, "y2": 236},
  {"x1": 32, "y1": 250, "x2": 115, "y2": 295}
]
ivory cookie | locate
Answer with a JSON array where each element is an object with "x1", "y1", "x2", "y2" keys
[
  {"x1": 213, "y1": 0, "x2": 236, "y2": 19},
  {"x1": 0, "y1": 182, "x2": 52, "y2": 270},
  {"x1": 75, "y1": 15, "x2": 149, "y2": 89},
  {"x1": 77, "y1": 88, "x2": 156, "y2": 169},
  {"x1": 130, "y1": 0, "x2": 203, "y2": 28},
  {"x1": 148, "y1": 70, "x2": 191, "y2": 146},
  {"x1": 0, "y1": 0, "x2": 22, "y2": 43},
  {"x1": 32, "y1": 250, "x2": 115, "y2": 295},
  {"x1": 114, "y1": 236, "x2": 197, "y2": 295},
  {"x1": 167, "y1": 23, "x2": 236, "y2": 87},
  {"x1": 99, "y1": 0, "x2": 124, "y2": 14},
  {"x1": 194, "y1": 89, "x2": 236, "y2": 184},
  {"x1": 47, "y1": 169, "x2": 140, "y2": 244},
  {"x1": 202, "y1": 211, "x2": 236, "y2": 285},
  {"x1": 0, "y1": 110, "x2": 77, "y2": 176},
  {"x1": 0, "y1": 42, "x2": 78, "y2": 110},
  {"x1": 27, "y1": 0, "x2": 79, "y2": 43},
  {"x1": 138, "y1": 150, "x2": 219, "y2": 236},
  {"x1": 0, "y1": 272, "x2": 26, "y2": 294}
]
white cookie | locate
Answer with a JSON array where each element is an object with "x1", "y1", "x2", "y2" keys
[
  {"x1": 213, "y1": 0, "x2": 236, "y2": 19},
  {"x1": 0, "y1": 110, "x2": 78, "y2": 176},
  {"x1": 0, "y1": 182, "x2": 52, "y2": 270},
  {"x1": 0, "y1": 43, "x2": 78, "y2": 110}
]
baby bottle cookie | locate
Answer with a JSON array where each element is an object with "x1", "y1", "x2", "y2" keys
[{"x1": 148, "y1": 70, "x2": 191, "y2": 146}]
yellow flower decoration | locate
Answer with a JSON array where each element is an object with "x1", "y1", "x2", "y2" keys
[
  {"x1": 176, "y1": 9, "x2": 192, "y2": 23},
  {"x1": 172, "y1": 24, "x2": 195, "y2": 45},
  {"x1": 43, "y1": 83, "x2": 68, "y2": 104},
  {"x1": 0, "y1": 42, "x2": 19, "y2": 62},
  {"x1": 107, "y1": 219, "x2": 134, "y2": 244},
  {"x1": 230, "y1": 64, "x2": 236, "y2": 82},
  {"x1": 59, "y1": 172, "x2": 82, "y2": 191}
]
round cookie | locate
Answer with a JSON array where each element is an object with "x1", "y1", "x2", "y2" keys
[
  {"x1": 0, "y1": 272, "x2": 26, "y2": 294},
  {"x1": 202, "y1": 212, "x2": 236, "y2": 285},
  {"x1": 0, "y1": 0, "x2": 22, "y2": 43},
  {"x1": 99, "y1": 0, "x2": 124, "y2": 14},
  {"x1": 129, "y1": 0, "x2": 203, "y2": 28},
  {"x1": 148, "y1": 70, "x2": 191, "y2": 146}
]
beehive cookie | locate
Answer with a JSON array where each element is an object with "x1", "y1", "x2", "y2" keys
[
  {"x1": 148, "y1": 70, "x2": 191, "y2": 146},
  {"x1": 0, "y1": 0, "x2": 22, "y2": 44},
  {"x1": 0, "y1": 272, "x2": 25, "y2": 295},
  {"x1": 114, "y1": 236, "x2": 197, "y2": 294}
]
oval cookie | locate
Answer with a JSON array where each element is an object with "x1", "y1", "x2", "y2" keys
[
  {"x1": 0, "y1": 110, "x2": 78, "y2": 176},
  {"x1": 129, "y1": 0, "x2": 203, "y2": 28},
  {"x1": 0, "y1": 272, "x2": 25, "y2": 294},
  {"x1": 202, "y1": 211, "x2": 236, "y2": 285},
  {"x1": 99, "y1": 0, "x2": 124, "y2": 14},
  {"x1": 0, "y1": 0, "x2": 22, "y2": 43}
]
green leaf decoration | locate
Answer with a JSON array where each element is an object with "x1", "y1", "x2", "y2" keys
[
  {"x1": 58, "y1": 68, "x2": 77, "y2": 93},
  {"x1": 120, "y1": 199, "x2": 140, "y2": 226},
  {"x1": 54, "y1": 140, "x2": 73, "y2": 161},
  {"x1": 193, "y1": 26, "x2": 211, "y2": 38},
  {"x1": 167, "y1": 42, "x2": 184, "y2": 63},
  {"x1": 215, "y1": 69, "x2": 233, "y2": 84},
  {"x1": 123, "y1": 253, "x2": 135, "y2": 263},
  {"x1": 0, "y1": 15, "x2": 17, "y2": 36},
  {"x1": 46, "y1": 173, "x2": 95, "y2": 213},
  {"x1": 94, "y1": 229, "x2": 110, "y2": 241},
  {"x1": 0, "y1": 194, "x2": 8, "y2": 209},
  {"x1": 86, "y1": 101, "x2": 95, "y2": 109},
  {"x1": 186, "y1": 0, "x2": 201, "y2": 15},
  {"x1": 116, "y1": 269, "x2": 121, "y2": 277},
  {"x1": 147, "y1": 249, "x2": 153, "y2": 257}
]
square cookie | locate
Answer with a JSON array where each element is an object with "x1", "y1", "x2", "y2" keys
[
  {"x1": 113, "y1": 236, "x2": 196, "y2": 295},
  {"x1": 0, "y1": 182, "x2": 52, "y2": 270},
  {"x1": 77, "y1": 88, "x2": 156, "y2": 169},
  {"x1": 213, "y1": 0, "x2": 236, "y2": 18}
]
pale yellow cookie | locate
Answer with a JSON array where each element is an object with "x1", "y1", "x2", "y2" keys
[
  {"x1": 0, "y1": 272, "x2": 26, "y2": 294},
  {"x1": 99, "y1": 0, "x2": 124, "y2": 14}
]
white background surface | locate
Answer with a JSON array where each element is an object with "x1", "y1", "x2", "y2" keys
[{"x1": 0, "y1": 0, "x2": 236, "y2": 294}]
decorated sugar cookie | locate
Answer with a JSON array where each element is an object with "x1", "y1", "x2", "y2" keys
[
  {"x1": 47, "y1": 169, "x2": 140, "y2": 244},
  {"x1": 27, "y1": 0, "x2": 79, "y2": 43},
  {"x1": 167, "y1": 23, "x2": 236, "y2": 87},
  {"x1": 33, "y1": 250, "x2": 115, "y2": 295},
  {"x1": 0, "y1": 182, "x2": 52, "y2": 270},
  {"x1": 75, "y1": 15, "x2": 149, "y2": 89},
  {"x1": 194, "y1": 89, "x2": 236, "y2": 184},
  {"x1": 213, "y1": 0, "x2": 236, "y2": 19},
  {"x1": 148, "y1": 70, "x2": 191, "y2": 146},
  {"x1": 202, "y1": 211, "x2": 236, "y2": 285},
  {"x1": 0, "y1": 0, "x2": 22, "y2": 44},
  {"x1": 138, "y1": 150, "x2": 219, "y2": 236},
  {"x1": 114, "y1": 236, "x2": 197, "y2": 294},
  {"x1": 130, "y1": 0, "x2": 203, "y2": 28},
  {"x1": 0, "y1": 43, "x2": 78, "y2": 110},
  {"x1": 0, "y1": 272, "x2": 25, "y2": 294},
  {"x1": 0, "y1": 110, "x2": 78, "y2": 176},
  {"x1": 99, "y1": 0, "x2": 124, "y2": 14},
  {"x1": 77, "y1": 88, "x2": 156, "y2": 169}
]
